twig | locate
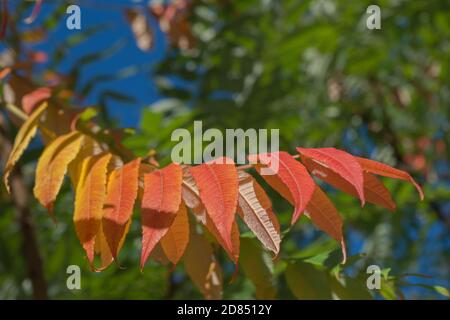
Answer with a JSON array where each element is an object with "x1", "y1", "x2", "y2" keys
[{"x1": 5, "y1": 103, "x2": 28, "y2": 121}]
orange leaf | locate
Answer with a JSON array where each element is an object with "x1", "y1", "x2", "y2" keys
[
  {"x1": 252, "y1": 152, "x2": 316, "y2": 224},
  {"x1": 355, "y1": 157, "x2": 424, "y2": 200},
  {"x1": 33, "y1": 131, "x2": 83, "y2": 213},
  {"x1": 22, "y1": 87, "x2": 51, "y2": 114},
  {"x1": 204, "y1": 217, "x2": 240, "y2": 263},
  {"x1": 305, "y1": 186, "x2": 346, "y2": 263},
  {"x1": 73, "y1": 153, "x2": 112, "y2": 266},
  {"x1": 3, "y1": 102, "x2": 48, "y2": 193},
  {"x1": 149, "y1": 244, "x2": 170, "y2": 265},
  {"x1": 189, "y1": 158, "x2": 238, "y2": 255},
  {"x1": 302, "y1": 156, "x2": 396, "y2": 211},
  {"x1": 102, "y1": 158, "x2": 141, "y2": 259},
  {"x1": 183, "y1": 231, "x2": 223, "y2": 299},
  {"x1": 362, "y1": 172, "x2": 396, "y2": 211},
  {"x1": 140, "y1": 163, "x2": 182, "y2": 269},
  {"x1": 161, "y1": 202, "x2": 189, "y2": 265},
  {"x1": 297, "y1": 147, "x2": 365, "y2": 206},
  {"x1": 94, "y1": 220, "x2": 131, "y2": 270},
  {"x1": 237, "y1": 171, "x2": 280, "y2": 254}
]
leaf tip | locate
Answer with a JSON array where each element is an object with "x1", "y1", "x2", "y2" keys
[
  {"x1": 3, "y1": 172, "x2": 11, "y2": 194},
  {"x1": 45, "y1": 202, "x2": 58, "y2": 224},
  {"x1": 290, "y1": 209, "x2": 302, "y2": 225}
]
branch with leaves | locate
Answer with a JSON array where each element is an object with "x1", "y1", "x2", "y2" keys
[{"x1": 1, "y1": 101, "x2": 424, "y2": 298}]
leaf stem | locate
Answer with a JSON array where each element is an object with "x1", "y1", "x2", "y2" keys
[{"x1": 4, "y1": 103, "x2": 28, "y2": 121}]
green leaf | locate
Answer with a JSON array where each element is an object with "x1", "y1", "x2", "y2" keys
[
  {"x1": 433, "y1": 286, "x2": 450, "y2": 298},
  {"x1": 239, "y1": 237, "x2": 276, "y2": 299},
  {"x1": 285, "y1": 261, "x2": 332, "y2": 299},
  {"x1": 379, "y1": 278, "x2": 398, "y2": 300},
  {"x1": 330, "y1": 275, "x2": 374, "y2": 300}
]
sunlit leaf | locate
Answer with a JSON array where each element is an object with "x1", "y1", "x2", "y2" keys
[
  {"x1": 34, "y1": 130, "x2": 83, "y2": 214},
  {"x1": 3, "y1": 102, "x2": 48, "y2": 193},
  {"x1": 297, "y1": 147, "x2": 365, "y2": 205},
  {"x1": 189, "y1": 158, "x2": 238, "y2": 255},
  {"x1": 73, "y1": 152, "x2": 112, "y2": 267},
  {"x1": 102, "y1": 158, "x2": 141, "y2": 260},
  {"x1": 251, "y1": 151, "x2": 316, "y2": 224},
  {"x1": 141, "y1": 163, "x2": 182, "y2": 269},
  {"x1": 160, "y1": 202, "x2": 189, "y2": 265},
  {"x1": 355, "y1": 157, "x2": 424, "y2": 200}
]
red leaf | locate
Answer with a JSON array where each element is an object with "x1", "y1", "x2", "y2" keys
[
  {"x1": 182, "y1": 166, "x2": 239, "y2": 262},
  {"x1": 305, "y1": 186, "x2": 346, "y2": 263},
  {"x1": 140, "y1": 163, "x2": 182, "y2": 269},
  {"x1": 297, "y1": 147, "x2": 365, "y2": 206},
  {"x1": 102, "y1": 158, "x2": 141, "y2": 260},
  {"x1": 362, "y1": 172, "x2": 396, "y2": 211},
  {"x1": 301, "y1": 156, "x2": 396, "y2": 211},
  {"x1": 189, "y1": 158, "x2": 238, "y2": 255},
  {"x1": 22, "y1": 87, "x2": 51, "y2": 114},
  {"x1": 204, "y1": 215, "x2": 240, "y2": 264},
  {"x1": 251, "y1": 152, "x2": 316, "y2": 224},
  {"x1": 355, "y1": 157, "x2": 424, "y2": 200}
]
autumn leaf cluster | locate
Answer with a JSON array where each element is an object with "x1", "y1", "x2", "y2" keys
[{"x1": 3, "y1": 102, "x2": 423, "y2": 297}]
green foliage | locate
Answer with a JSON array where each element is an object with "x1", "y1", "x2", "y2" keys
[{"x1": 0, "y1": 0, "x2": 449, "y2": 299}]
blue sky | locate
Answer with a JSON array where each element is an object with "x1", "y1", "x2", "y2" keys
[
  {"x1": 2, "y1": 0, "x2": 448, "y2": 299},
  {"x1": 18, "y1": 0, "x2": 167, "y2": 127}
]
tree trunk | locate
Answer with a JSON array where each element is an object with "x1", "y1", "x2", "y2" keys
[{"x1": 10, "y1": 170, "x2": 48, "y2": 300}]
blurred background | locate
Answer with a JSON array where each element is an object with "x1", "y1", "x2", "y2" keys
[{"x1": 0, "y1": 0, "x2": 449, "y2": 299}]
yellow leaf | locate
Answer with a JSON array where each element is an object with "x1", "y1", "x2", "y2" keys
[
  {"x1": 33, "y1": 131, "x2": 83, "y2": 213},
  {"x1": 74, "y1": 152, "x2": 112, "y2": 266},
  {"x1": 3, "y1": 102, "x2": 48, "y2": 193},
  {"x1": 67, "y1": 135, "x2": 99, "y2": 189}
]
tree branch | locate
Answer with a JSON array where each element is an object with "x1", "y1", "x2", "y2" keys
[
  {"x1": 0, "y1": 116, "x2": 48, "y2": 300},
  {"x1": 11, "y1": 169, "x2": 48, "y2": 300}
]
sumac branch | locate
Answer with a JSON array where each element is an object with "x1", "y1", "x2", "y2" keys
[{"x1": 2, "y1": 102, "x2": 424, "y2": 297}]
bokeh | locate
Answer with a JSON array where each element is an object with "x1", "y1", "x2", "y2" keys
[{"x1": 0, "y1": 0, "x2": 448, "y2": 299}]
